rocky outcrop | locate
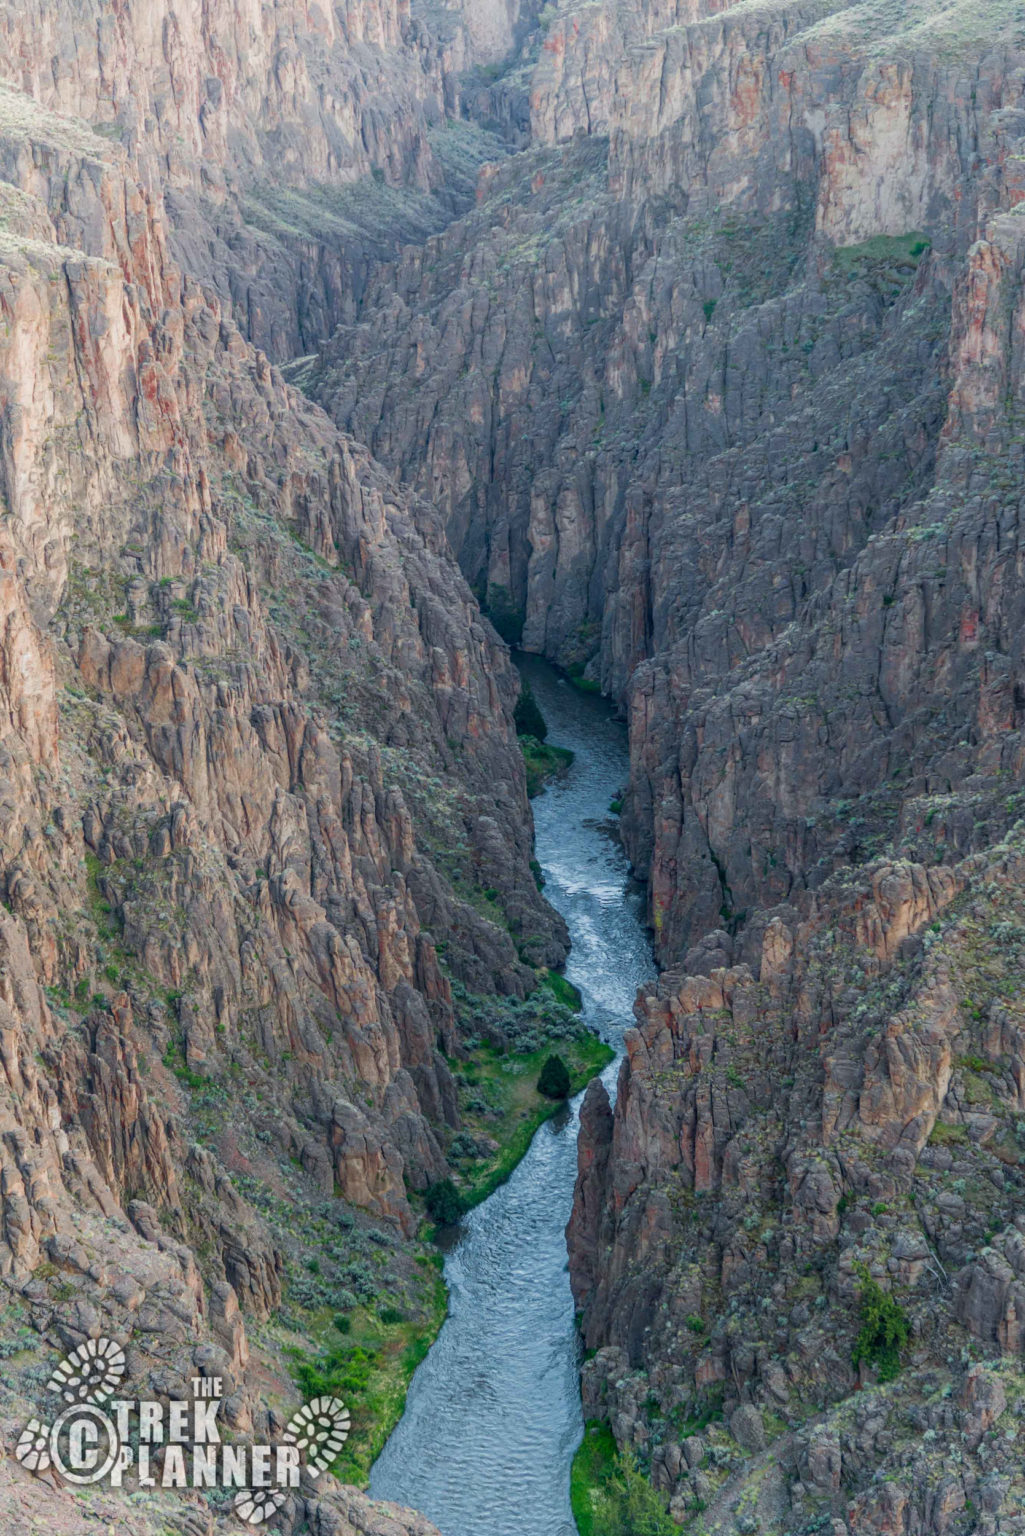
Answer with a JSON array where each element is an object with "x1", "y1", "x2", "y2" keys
[
  {"x1": 280, "y1": 3, "x2": 1025, "y2": 1527},
  {"x1": 0, "y1": 0, "x2": 544, "y2": 360},
  {"x1": 308, "y1": 0, "x2": 1018, "y2": 703},
  {"x1": 6, "y1": 0, "x2": 1025, "y2": 1531}
]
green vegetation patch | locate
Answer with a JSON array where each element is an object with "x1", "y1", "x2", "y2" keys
[
  {"x1": 484, "y1": 584, "x2": 525, "y2": 645},
  {"x1": 284, "y1": 1270, "x2": 447, "y2": 1485},
  {"x1": 424, "y1": 1178, "x2": 463, "y2": 1226},
  {"x1": 451, "y1": 1033, "x2": 613, "y2": 1211},
  {"x1": 832, "y1": 231, "x2": 931, "y2": 289},
  {"x1": 571, "y1": 1421, "x2": 678, "y2": 1536},
  {"x1": 514, "y1": 681, "x2": 549, "y2": 741},
  {"x1": 851, "y1": 1267, "x2": 910, "y2": 1383},
  {"x1": 567, "y1": 660, "x2": 601, "y2": 694},
  {"x1": 928, "y1": 1119, "x2": 969, "y2": 1147},
  {"x1": 543, "y1": 969, "x2": 583, "y2": 1012},
  {"x1": 521, "y1": 735, "x2": 574, "y2": 797},
  {"x1": 515, "y1": 677, "x2": 576, "y2": 796},
  {"x1": 538, "y1": 1053, "x2": 572, "y2": 1099}
]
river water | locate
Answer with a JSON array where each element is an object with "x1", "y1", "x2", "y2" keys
[{"x1": 369, "y1": 658, "x2": 655, "y2": 1536}]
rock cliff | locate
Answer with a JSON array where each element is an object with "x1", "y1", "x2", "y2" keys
[
  {"x1": 0, "y1": 0, "x2": 544, "y2": 360},
  {"x1": 0, "y1": 7, "x2": 564, "y2": 1532}
]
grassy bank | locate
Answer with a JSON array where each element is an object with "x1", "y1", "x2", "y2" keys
[
  {"x1": 521, "y1": 733, "x2": 574, "y2": 796},
  {"x1": 277, "y1": 1257, "x2": 448, "y2": 1485},
  {"x1": 572, "y1": 1421, "x2": 619, "y2": 1536},
  {"x1": 571, "y1": 1420, "x2": 680, "y2": 1535},
  {"x1": 455, "y1": 1031, "x2": 614, "y2": 1211},
  {"x1": 274, "y1": 987, "x2": 612, "y2": 1483}
]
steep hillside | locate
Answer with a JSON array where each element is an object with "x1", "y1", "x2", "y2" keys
[
  {"x1": 0, "y1": 0, "x2": 544, "y2": 358},
  {"x1": 5, "y1": 0, "x2": 1025, "y2": 1533}
]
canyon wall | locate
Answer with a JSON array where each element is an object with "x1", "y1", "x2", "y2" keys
[
  {"x1": 0, "y1": 8, "x2": 563, "y2": 1533},
  {"x1": 0, "y1": 0, "x2": 542, "y2": 359},
  {"x1": 303, "y1": 1, "x2": 1025, "y2": 1529}
]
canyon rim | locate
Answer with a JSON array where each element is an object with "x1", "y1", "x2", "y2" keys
[{"x1": 0, "y1": 1, "x2": 1025, "y2": 1534}]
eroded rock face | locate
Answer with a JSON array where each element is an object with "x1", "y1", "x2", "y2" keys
[
  {"x1": 569, "y1": 843, "x2": 1025, "y2": 1530},
  {"x1": 308, "y1": 0, "x2": 1017, "y2": 703},
  {"x1": 6, "y1": 0, "x2": 1025, "y2": 1531},
  {"x1": 0, "y1": 19, "x2": 564, "y2": 1535},
  {"x1": 0, "y1": 0, "x2": 543, "y2": 360}
]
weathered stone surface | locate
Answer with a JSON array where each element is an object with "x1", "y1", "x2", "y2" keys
[
  {"x1": 292, "y1": 6, "x2": 1025, "y2": 1521},
  {"x1": 0, "y1": 14, "x2": 560, "y2": 1535}
]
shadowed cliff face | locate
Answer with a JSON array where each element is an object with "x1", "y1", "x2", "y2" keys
[
  {"x1": 307, "y1": 0, "x2": 1025, "y2": 942},
  {"x1": 0, "y1": 0, "x2": 546, "y2": 360},
  {"x1": 561, "y1": 192, "x2": 1025, "y2": 1529},
  {"x1": 309, "y1": 0, "x2": 1020, "y2": 700}
]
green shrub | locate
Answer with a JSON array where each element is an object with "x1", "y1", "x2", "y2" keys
[
  {"x1": 592, "y1": 1449, "x2": 678, "y2": 1536},
  {"x1": 333, "y1": 1314, "x2": 351, "y2": 1334},
  {"x1": 424, "y1": 1178, "x2": 464, "y2": 1226},
  {"x1": 567, "y1": 661, "x2": 600, "y2": 694},
  {"x1": 538, "y1": 1054, "x2": 571, "y2": 1099},
  {"x1": 520, "y1": 736, "x2": 573, "y2": 797},
  {"x1": 485, "y1": 585, "x2": 524, "y2": 645},
  {"x1": 514, "y1": 682, "x2": 548, "y2": 741},
  {"x1": 852, "y1": 1267, "x2": 909, "y2": 1382}
]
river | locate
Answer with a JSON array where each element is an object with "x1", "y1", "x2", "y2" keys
[{"x1": 369, "y1": 657, "x2": 655, "y2": 1536}]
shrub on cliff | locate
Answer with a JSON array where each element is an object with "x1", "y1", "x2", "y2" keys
[
  {"x1": 520, "y1": 736, "x2": 574, "y2": 797},
  {"x1": 514, "y1": 682, "x2": 548, "y2": 741},
  {"x1": 485, "y1": 584, "x2": 524, "y2": 645},
  {"x1": 424, "y1": 1178, "x2": 464, "y2": 1226},
  {"x1": 538, "y1": 1053, "x2": 571, "y2": 1099},
  {"x1": 573, "y1": 1430, "x2": 677, "y2": 1536},
  {"x1": 851, "y1": 1266, "x2": 909, "y2": 1382},
  {"x1": 542, "y1": 969, "x2": 583, "y2": 1012}
]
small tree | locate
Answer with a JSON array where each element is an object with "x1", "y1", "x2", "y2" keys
[
  {"x1": 424, "y1": 1178, "x2": 464, "y2": 1225},
  {"x1": 851, "y1": 1266, "x2": 910, "y2": 1382},
  {"x1": 538, "y1": 1053, "x2": 571, "y2": 1099},
  {"x1": 514, "y1": 682, "x2": 548, "y2": 741}
]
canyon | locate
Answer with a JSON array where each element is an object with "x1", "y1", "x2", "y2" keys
[{"x1": 0, "y1": 1, "x2": 1023, "y2": 1535}]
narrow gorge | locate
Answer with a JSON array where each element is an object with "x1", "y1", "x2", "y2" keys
[{"x1": 0, "y1": 2, "x2": 1023, "y2": 1535}]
